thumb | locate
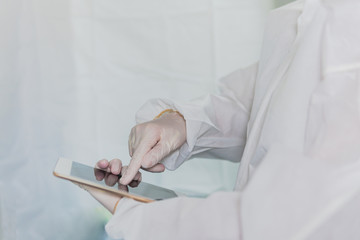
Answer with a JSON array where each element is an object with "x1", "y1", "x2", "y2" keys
[
  {"x1": 142, "y1": 163, "x2": 165, "y2": 173},
  {"x1": 141, "y1": 142, "x2": 172, "y2": 169}
]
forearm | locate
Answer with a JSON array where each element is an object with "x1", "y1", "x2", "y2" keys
[
  {"x1": 106, "y1": 192, "x2": 242, "y2": 240},
  {"x1": 135, "y1": 63, "x2": 258, "y2": 169}
]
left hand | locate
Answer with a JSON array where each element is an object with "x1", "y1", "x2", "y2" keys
[
  {"x1": 76, "y1": 183, "x2": 122, "y2": 214},
  {"x1": 75, "y1": 158, "x2": 142, "y2": 214}
]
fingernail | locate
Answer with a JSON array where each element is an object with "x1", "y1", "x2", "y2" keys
[
  {"x1": 120, "y1": 178, "x2": 126, "y2": 185},
  {"x1": 119, "y1": 174, "x2": 127, "y2": 184}
]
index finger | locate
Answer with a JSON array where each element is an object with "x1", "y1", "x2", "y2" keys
[{"x1": 120, "y1": 144, "x2": 151, "y2": 185}]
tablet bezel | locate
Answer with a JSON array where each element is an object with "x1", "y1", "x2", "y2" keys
[{"x1": 53, "y1": 157, "x2": 161, "y2": 203}]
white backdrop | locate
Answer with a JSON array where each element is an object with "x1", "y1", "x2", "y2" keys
[{"x1": 0, "y1": 0, "x2": 289, "y2": 239}]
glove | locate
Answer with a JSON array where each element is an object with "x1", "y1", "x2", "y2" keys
[
  {"x1": 75, "y1": 158, "x2": 142, "y2": 214},
  {"x1": 120, "y1": 110, "x2": 186, "y2": 185},
  {"x1": 76, "y1": 183, "x2": 122, "y2": 214}
]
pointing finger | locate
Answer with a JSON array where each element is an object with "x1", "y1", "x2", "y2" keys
[{"x1": 120, "y1": 143, "x2": 154, "y2": 185}]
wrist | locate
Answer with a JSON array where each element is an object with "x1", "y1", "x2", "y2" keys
[
  {"x1": 154, "y1": 109, "x2": 185, "y2": 121},
  {"x1": 87, "y1": 187, "x2": 122, "y2": 214}
]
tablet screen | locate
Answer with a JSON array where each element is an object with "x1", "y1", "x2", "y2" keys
[{"x1": 70, "y1": 161, "x2": 178, "y2": 201}]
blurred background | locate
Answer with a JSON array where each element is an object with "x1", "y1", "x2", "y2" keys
[{"x1": 0, "y1": 0, "x2": 293, "y2": 239}]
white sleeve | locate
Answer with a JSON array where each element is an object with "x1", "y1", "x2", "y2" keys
[
  {"x1": 135, "y1": 63, "x2": 258, "y2": 170},
  {"x1": 105, "y1": 192, "x2": 242, "y2": 240}
]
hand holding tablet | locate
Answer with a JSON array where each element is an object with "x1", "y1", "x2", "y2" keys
[{"x1": 53, "y1": 158, "x2": 178, "y2": 205}]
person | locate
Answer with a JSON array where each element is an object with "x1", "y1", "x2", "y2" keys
[{"x1": 77, "y1": 0, "x2": 360, "y2": 239}]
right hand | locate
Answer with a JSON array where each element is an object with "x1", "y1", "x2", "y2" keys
[{"x1": 120, "y1": 110, "x2": 186, "y2": 185}]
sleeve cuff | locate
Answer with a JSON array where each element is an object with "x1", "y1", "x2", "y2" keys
[
  {"x1": 135, "y1": 98, "x2": 203, "y2": 170},
  {"x1": 105, "y1": 198, "x2": 142, "y2": 239}
]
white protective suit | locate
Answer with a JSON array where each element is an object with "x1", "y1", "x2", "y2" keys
[{"x1": 105, "y1": 0, "x2": 360, "y2": 239}]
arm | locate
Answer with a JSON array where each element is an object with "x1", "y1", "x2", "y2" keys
[
  {"x1": 105, "y1": 192, "x2": 242, "y2": 240},
  {"x1": 136, "y1": 63, "x2": 258, "y2": 170},
  {"x1": 120, "y1": 63, "x2": 258, "y2": 184},
  {"x1": 79, "y1": 159, "x2": 242, "y2": 239}
]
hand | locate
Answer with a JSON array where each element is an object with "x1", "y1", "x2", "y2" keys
[
  {"x1": 95, "y1": 158, "x2": 142, "y2": 184},
  {"x1": 120, "y1": 111, "x2": 186, "y2": 185},
  {"x1": 74, "y1": 158, "x2": 142, "y2": 214},
  {"x1": 75, "y1": 183, "x2": 122, "y2": 214}
]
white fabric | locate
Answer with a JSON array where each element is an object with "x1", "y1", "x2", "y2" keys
[
  {"x1": 106, "y1": 0, "x2": 360, "y2": 239},
  {"x1": 106, "y1": 193, "x2": 242, "y2": 240},
  {"x1": 241, "y1": 145, "x2": 360, "y2": 240}
]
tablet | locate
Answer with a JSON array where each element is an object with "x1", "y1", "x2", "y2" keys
[{"x1": 53, "y1": 157, "x2": 178, "y2": 203}]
